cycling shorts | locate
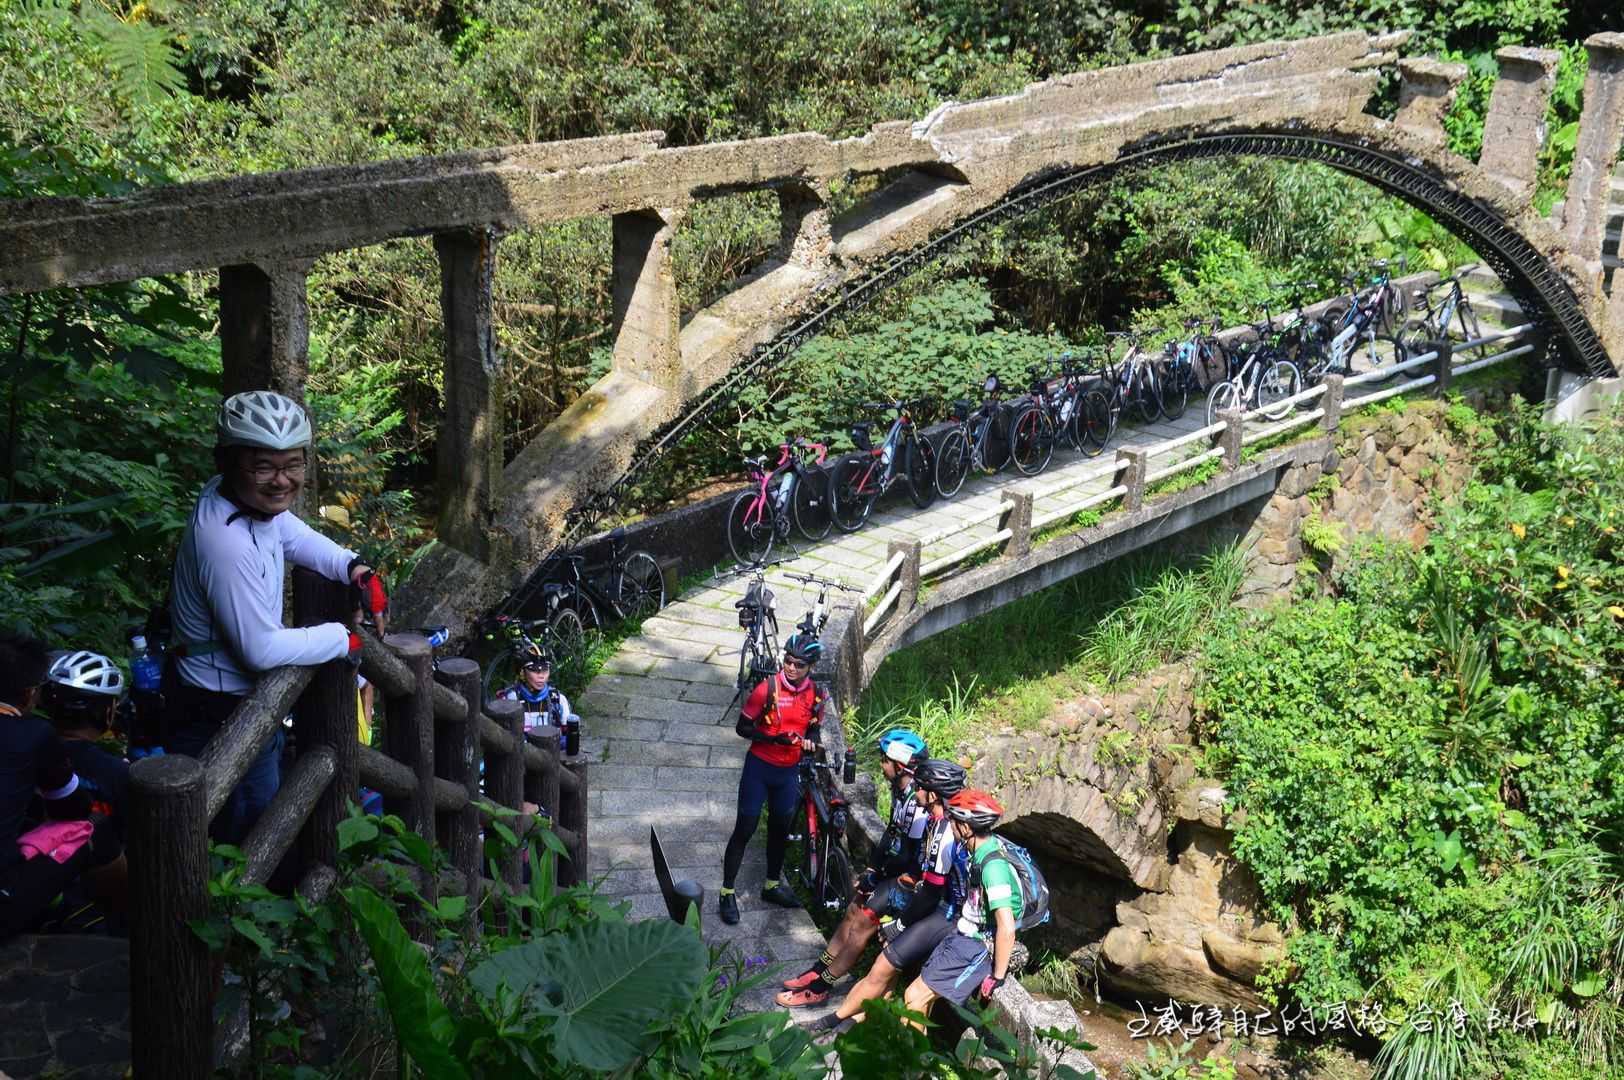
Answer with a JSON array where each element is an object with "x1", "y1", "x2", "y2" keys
[
  {"x1": 857, "y1": 875, "x2": 914, "y2": 922},
  {"x1": 881, "y1": 910, "x2": 956, "y2": 974}
]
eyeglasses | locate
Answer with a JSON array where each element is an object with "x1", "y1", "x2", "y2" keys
[
  {"x1": 781, "y1": 658, "x2": 810, "y2": 669},
  {"x1": 244, "y1": 459, "x2": 308, "y2": 484}
]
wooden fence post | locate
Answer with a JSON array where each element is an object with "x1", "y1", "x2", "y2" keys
[
  {"x1": 1217, "y1": 408, "x2": 1245, "y2": 469},
  {"x1": 291, "y1": 569, "x2": 357, "y2": 874},
  {"x1": 1001, "y1": 490, "x2": 1033, "y2": 559},
  {"x1": 527, "y1": 725, "x2": 568, "y2": 883},
  {"x1": 1118, "y1": 447, "x2": 1149, "y2": 511},
  {"x1": 435, "y1": 657, "x2": 483, "y2": 921},
  {"x1": 1432, "y1": 338, "x2": 1454, "y2": 397},
  {"x1": 383, "y1": 634, "x2": 437, "y2": 920},
  {"x1": 888, "y1": 539, "x2": 921, "y2": 615},
  {"x1": 1318, "y1": 375, "x2": 1344, "y2": 433},
  {"x1": 129, "y1": 755, "x2": 211, "y2": 1080},
  {"x1": 486, "y1": 698, "x2": 526, "y2": 900},
  {"x1": 560, "y1": 754, "x2": 590, "y2": 889}
]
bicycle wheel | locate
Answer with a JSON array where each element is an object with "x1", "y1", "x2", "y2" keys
[
  {"x1": 548, "y1": 606, "x2": 590, "y2": 686},
  {"x1": 1206, "y1": 380, "x2": 1241, "y2": 429},
  {"x1": 831, "y1": 455, "x2": 875, "y2": 532},
  {"x1": 1010, "y1": 403, "x2": 1055, "y2": 476},
  {"x1": 726, "y1": 490, "x2": 775, "y2": 565},
  {"x1": 1258, "y1": 360, "x2": 1303, "y2": 420},
  {"x1": 481, "y1": 648, "x2": 521, "y2": 704},
  {"x1": 789, "y1": 467, "x2": 833, "y2": 541},
  {"x1": 1455, "y1": 301, "x2": 1486, "y2": 361},
  {"x1": 1158, "y1": 361, "x2": 1189, "y2": 420},
  {"x1": 904, "y1": 435, "x2": 937, "y2": 509},
  {"x1": 1130, "y1": 364, "x2": 1159, "y2": 425},
  {"x1": 612, "y1": 549, "x2": 665, "y2": 622},
  {"x1": 1077, "y1": 389, "x2": 1113, "y2": 457},
  {"x1": 935, "y1": 428, "x2": 971, "y2": 498},
  {"x1": 819, "y1": 839, "x2": 855, "y2": 912},
  {"x1": 1316, "y1": 301, "x2": 1351, "y2": 343},
  {"x1": 1358, "y1": 332, "x2": 1407, "y2": 385}
]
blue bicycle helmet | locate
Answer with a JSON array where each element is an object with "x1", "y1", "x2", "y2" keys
[{"x1": 878, "y1": 728, "x2": 928, "y2": 769}]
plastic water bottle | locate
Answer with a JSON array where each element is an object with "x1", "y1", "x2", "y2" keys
[
  {"x1": 130, "y1": 635, "x2": 162, "y2": 693},
  {"x1": 880, "y1": 441, "x2": 894, "y2": 467}
]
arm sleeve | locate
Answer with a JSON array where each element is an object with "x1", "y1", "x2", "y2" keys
[
  {"x1": 897, "y1": 879, "x2": 944, "y2": 926},
  {"x1": 735, "y1": 683, "x2": 781, "y2": 743},
  {"x1": 204, "y1": 538, "x2": 351, "y2": 671},
  {"x1": 279, "y1": 511, "x2": 358, "y2": 583},
  {"x1": 35, "y1": 732, "x2": 91, "y2": 820}
]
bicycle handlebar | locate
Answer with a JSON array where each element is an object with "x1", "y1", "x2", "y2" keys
[{"x1": 784, "y1": 570, "x2": 862, "y2": 592}]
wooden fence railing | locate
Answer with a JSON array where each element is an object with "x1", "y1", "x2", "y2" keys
[{"x1": 125, "y1": 572, "x2": 589, "y2": 1080}]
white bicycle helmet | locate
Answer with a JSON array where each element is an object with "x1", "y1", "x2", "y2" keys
[
  {"x1": 47, "y1": 650, "x2": 125, "y2": 697},
  {"x1": 217, "y1": 390, "x2": 312, "y2": 450}
]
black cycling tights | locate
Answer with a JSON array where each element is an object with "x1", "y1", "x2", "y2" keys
[{"x1": 723, "y1": 753, "x2": 800, "y2": 889}]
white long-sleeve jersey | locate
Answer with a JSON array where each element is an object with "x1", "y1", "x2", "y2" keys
[{"x1": 171, "y1": 476, "x2": 357, "y2": 695}]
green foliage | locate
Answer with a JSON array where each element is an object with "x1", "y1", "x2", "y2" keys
[
  {"x1": 1125, "y1": 1039, "x2": 1236, "y2": 1080},
  {"x1": 1300, "y1": 512, "x2": 1346, "y2": 556}
]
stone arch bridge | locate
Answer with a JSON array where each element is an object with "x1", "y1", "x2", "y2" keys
[{"x1": 4, "y1": 30, "x2": 1622, "y2": 630}]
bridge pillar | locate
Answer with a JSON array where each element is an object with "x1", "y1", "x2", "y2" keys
[
  {"x1": 1118, "y1": 447, "x2": 1148, "y2": 512},
  {"x1": 1562, "y1": 34, "x2": 1624, "y2": 282},
  {"x1": 433, "y1": 228, "x2": 504, "y2": 560},
  {"x1": 1318, "y1": 375, "x2": 1344, "y2": 433},
  {"x1": 611, "y1": 207, "x2": 684, "y2": 390},
  {"x1": 1001, "y1": 490, "x2": 1033, "y2": 559},
  {"x1": 778, "y1": 181, "x2": 832, "y2": 267},
  {"x1": 1216, "y1": 410, "x2": 1244, "y2": 470},
  {"x1": 887, "y1": 539, "x2": 921, "y2": 616},
  {"x1": 219, "y1": 258, "x2": 314, "y2": 400},
  {"x1": 1394, "y1": 58, "x2": 1469, "y2": 148},
  {"x1": 1479, "y1": 47, "x2": 1562, "y2": 206}
]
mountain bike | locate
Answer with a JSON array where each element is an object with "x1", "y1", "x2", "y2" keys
[
  {"x1": 1319, "y1": 258, "x2": 1408, "y2": 341},
  {"x1": 726, "y1": 437, "x2": 832, "y2": 565},
  {"x1": 1205, "y1": 343, "x2": 1302, "y2": 427},
  {"x1": 1317, "y1": 260, "x2": 1408, "y2": 382},
  {"x1": 1077, "y1": 332, "x2": 1163, "y2": 450},
  {"x1": 478, "y1": 611, "x2": 590, "y2": 702},
  {"x1": 935, "y1": 372, "x2": 1014, "y2": 498},
  {"x1": 1153, "y1": 340, "x2": 1190, "y2": 421},
  {"x1": 790, "y1": 750, "x2": 856, "y2": 912},
  {"x1": 1172, "y1": 316, "x2": 1231, "y2": 394},
  {"x1": 1398, "y1": 265, "x2": 1486, "y2": 364},
  {"x1": 831, "y1": 398, "x2": 936, "y2": 531},
  {"x1": 1007, "y1": 364, "x2": 1059, "y2": 477}
]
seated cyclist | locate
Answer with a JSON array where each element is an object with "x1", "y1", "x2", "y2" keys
[
  {"x1": 497, "y1": 649, "x2": 572, "y2": 733},
  {"x1": 799, "y1": 758, "x2": 966, "y2": 1022},
  {"x1": 776, "y1": 728, "x2": 930, "y2": 1005},
  {"x1": 900, "y1": 788, "x2": 1020, "y2": 1031},
  {"x1": 41, "y1": 652, "x2": 131, "y2": 831},
  {"x1": 718, "y1": 633, "x2": 825, "y2": 926}
]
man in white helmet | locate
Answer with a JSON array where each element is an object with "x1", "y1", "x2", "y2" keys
[{"x1": 167, "y1": 390, "x2": 388, "y2": 842}]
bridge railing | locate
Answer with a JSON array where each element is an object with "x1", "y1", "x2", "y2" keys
[
  {"x1": 856, "y1": 322, "x2": 1542, "y2": 638},
  {"x1": 125, "y1": 569, "x2": 590, "y2": 1080}
]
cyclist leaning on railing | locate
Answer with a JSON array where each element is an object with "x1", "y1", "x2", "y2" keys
[
  {"x1": 166, "y1": 391, "x2": 389, "y2": 844},
  {"x1": 719, "y1": 631, "x2": 828, "y2": 925}
]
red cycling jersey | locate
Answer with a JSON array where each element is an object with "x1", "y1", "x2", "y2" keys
[{"x1": 741, "y1": 671, "x2": 824, "y2": 767}]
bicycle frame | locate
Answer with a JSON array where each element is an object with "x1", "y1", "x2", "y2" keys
[{"x1": 847, "y1": 408, "x2": 911, "y2": 497}]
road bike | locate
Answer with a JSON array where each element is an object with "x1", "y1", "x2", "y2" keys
[
  {"x1": 935, "y1": 372, "x2": 1015, "y2": 498},
  {"x1": 725, "y1": 437, "x2": 832, "y2": 565},
  {"x1": 831, "y1": 398, "x2": 936, "y2": 530},
  {"x1": 726, "y1": 561, "x2": 782, "y2": 693},
  {"x1": 782, "y1": 569, "x2": 861, "y2": 640},
  {"x1": 1005, "y1": 364, "x2": 1061, "y2": 477},
  {"x1": 544, "y1": 527, "x2": 667, "y2": 632},
  {"x1": 1205, "y1": 341, "x2": 1302, "y2": 427},
  {"x1": 789, "y1": 750, "x2": 856, "y2": 912},
  {"x1": 1398, "y1": 265, "x2": 1487, "y2": 364}
]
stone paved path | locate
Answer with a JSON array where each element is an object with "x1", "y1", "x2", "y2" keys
[
  {"x1": 579, "y1": 409, "x2": 1212, "y2": 1013},
  {"x1": 0, "y1": 934, "x2": 129, "y2": 1080}
]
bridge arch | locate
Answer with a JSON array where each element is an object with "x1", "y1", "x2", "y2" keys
[{"x1": 528, "y1": 123, "x2": 1608, "y2": 606}]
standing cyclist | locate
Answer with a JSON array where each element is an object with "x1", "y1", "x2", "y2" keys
[
  {"x1": 169, "y1": 391, "x2": 387, "y2": 842},
  {"x1": 777, "y1": 727, "x2": 929, "y2": 1003},
  {"x1": 719, "y1": 632, "x2": 826, "y2": 925},
  {"x1": 497, "y1": 649, "x2": 572, "y2": 733}
]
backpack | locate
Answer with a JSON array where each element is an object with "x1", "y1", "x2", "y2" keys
[{"x1": 981, "y1": 839, "x2": 1051, "y2": 932}]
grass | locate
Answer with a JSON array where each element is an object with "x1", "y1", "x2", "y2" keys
[
  {"x1": 1032, "y1": 505, "x2": 1107, "y2": 547},
  {"x1": 1144, "y1": 454, "x2": 1221, "y2": 499},
  {"x1": 847, "y1": 542, "x2": 1248, "y2": 765}
]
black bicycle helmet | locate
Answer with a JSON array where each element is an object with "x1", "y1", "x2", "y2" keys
[
  {"x1": 783, "y1": 633, "x2": 821, "y2": 663},
  {"x1": 520, "y1": 647, "x2": 552, "y2": 672},
  {"x1": 914, "y1": 758, "x2": 967, "y2": 798}
]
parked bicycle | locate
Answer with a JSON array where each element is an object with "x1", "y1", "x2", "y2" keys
[
  {"x1": 1398, "y1": 265, "x2": 1487, "y2": 364},
  {"x1": 1006, "y1": 363, "x2": 1060, "y2": 477},
  {"x1": 1317, "y1": 260, "x2": 1408, "y2": 383},
  {"x1": 935, "y1": 372, "x2": 1014, "y2": 498},
  {"x1": 1205, "y1": 340, "x2": 1302, "y2": 427},
  {"x1": 790, "y1": 748, "x2": 856, "y2": 911},
  {"x1": 726, "y1": 561, "x2": 782, "y2": 694},
  {"x1": 1171, "y1": 317, "x2": 1231, "y2": 395},
  {"x1": 782, "y1": 570, "x2": 862, "y2": 639},
  {"x1": 726, "y1": 437, "x2": 832, "y2": 565},
  {"x1": 478, "y1": 611, "x2": 589, "y2": 702},
  {"x1": 831, "y1": 398, "x2": 936, "y2": 530}
]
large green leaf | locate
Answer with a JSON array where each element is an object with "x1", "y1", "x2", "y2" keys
[
  {"x1": 467, "y1": 919, "x2": 707, "y2": 1071},
  {"x1": 343, "y1": 886, "x2": 470, "y2": 1080}
]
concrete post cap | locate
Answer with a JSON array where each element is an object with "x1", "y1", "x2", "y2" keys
[
  {"x1": 1396, "y1": 57, "x2": 1468, "y2": 84},
  {"x1": 1582, "y1": 32, "x2": 1624, "y2": 58},
  {"x1": 1493, "y1": 45, "x2": 1561, "y2": 72}
]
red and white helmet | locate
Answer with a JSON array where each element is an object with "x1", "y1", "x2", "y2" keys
[{"x1": 946, "y1": 788, "x2": 1005, "y2": 831}]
